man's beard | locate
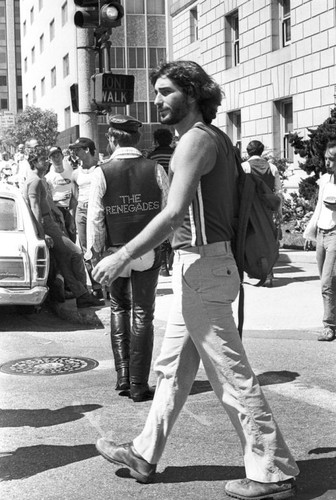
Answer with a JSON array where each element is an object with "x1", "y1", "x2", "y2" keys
[{"x1": 159, "y1": 99, "x2": 189, "y2": 125}]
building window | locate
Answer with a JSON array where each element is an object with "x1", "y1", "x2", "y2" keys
[
  {"x1": 149, "y1": 48, "x2": 166, "y2": 68},
  {"x1": 190, "y1": 7, "x2": 198, "y2": 43},
  {"x1": 51, "y1": 66, "x2": 56, "y2": 87},
  {"x1": 64, "y1": 106, "x2": 71, "y2": 129},
  {"x1": 110, "y1": 47, "x2": 125, "y2": 68},
  {"x1": 150, "y1": 102, "x2": 160, "y2": 123},
  {"x1": 31, "y1": 46, "x2": 35, "y2": 64},
  {"x1": 23, "y1": 20, "x2": 26, "y2": 36},
  {"x1": 0, "y1": 75, "x2": 7, "y2": 86},
  {"x1": 1, "y1": 98, "x2": 8, "y2": 109},
  {"x1": 40, "y1": 33, "x2": 44, "y2": 53},
  {"x1": 225, "y1": 10, "x2": 240, "y2": 68},
  {"x1": 282, "y1": 0, "x2": 291, "y2": 46},
  {"x1": 50, "y1": 19, "x2": 55, "y2": 41},
  {"x1": 30, "y1": 6, "x2": 34, "y2": 24},
  {"x1": 33, "y1": 86, "x2": 37, "y2": 104},
  {"x1": 41, "y1": 77, "x2": 45, "y2": 96},
  {"x1": 227, "y1": 110, "x2": 241, "y2": 151},
  {"x1": 128, "y1": 48, "x2": 145, "y2": 69},
  {"x1": 61, "y1": 1, "x2": 68, "y2": 26},
  {"x1": 274, "y1": 99, "x2": 293, "y2": 160},
  {"x1": 125, "y1": 0, "x2": 145, "y2": 14},
  {"x1": 129, "y1": 102, "x2": 147, "y2": 123},
  {"x1": 24, "y1": 57, "x2": 28, "y2": 72},
  {"x1": 283, "y1": 100, "x2": 293, "y2": 160},
  {"x1": 17, "y1": 98, "x2": 23, "y2": 110},
  {"x1": 39, "y1": 0, "x2": 43, "y2": 10},
  {"x1": 63, "y1": 53, "x2": 70, "y2": 77},
  {"x1": 147, "y1": 0, "x2": 165, "y2": 14},
  {"x1": 25, "y1": 94, "x2": 29, "y2": 106}
]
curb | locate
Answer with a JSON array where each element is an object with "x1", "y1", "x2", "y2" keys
[{"x1": 48, "y1": 300, "x2": 109, "y2": 327}]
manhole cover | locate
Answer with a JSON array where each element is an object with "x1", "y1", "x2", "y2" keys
[{"x1": 0, "y1": 356, "x2": 99, "y2": 376}]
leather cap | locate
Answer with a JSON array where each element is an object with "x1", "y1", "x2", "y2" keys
[{"x1": 108, "y1": 114, "x2": 142, "y2": 132}]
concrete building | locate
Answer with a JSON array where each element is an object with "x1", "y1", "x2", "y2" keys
[
  {"x1": 0, "y1": 0, "x2": 22, "y2": 134},
  {"x1": 170, "y1": 0, "x2": 336, "y2": 161},
  {"x1": 20, "y1": 0, "x2": 171, "y2": 153}
]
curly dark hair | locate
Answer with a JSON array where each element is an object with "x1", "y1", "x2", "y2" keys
[
  {"x1": 153, "y1": 128, "x2": 173, "y2": 146},
  {"x1": 150, "y1": 61, "x2": 223, "y2": 124}
]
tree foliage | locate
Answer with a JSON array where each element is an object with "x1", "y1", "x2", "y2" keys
[
  {"x1": 0, "y1": 106, "x2": 58, "y2": 152},
  {"x1": 288, "y1": 106, "x2": 336, "y2": 178}
]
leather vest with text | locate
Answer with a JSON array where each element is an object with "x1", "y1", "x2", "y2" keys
[{"x1": 101, "y1": 157, "x2": 161, "y2": 246}]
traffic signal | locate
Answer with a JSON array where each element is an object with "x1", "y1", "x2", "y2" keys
[
  {"x1": 100, "y1": 1, "x2": 124, "y2": 29},
  {"x1": 74, "y1": 0, "x2": 124, "y2": 30},
  {"x1": 74, "y1": 0, "x2": 99, "y2": 28}
]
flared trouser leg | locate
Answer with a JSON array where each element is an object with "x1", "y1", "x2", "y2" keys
[{"x1": 133, "y1": 245, "x2": 299, "y2": 482}]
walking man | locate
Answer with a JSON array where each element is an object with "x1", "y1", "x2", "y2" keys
[
  {"x1": 86, "y1": 115, "x2": 169, "y2": 402},
  {"x1": 93, "y1": 61, "x2": 299, "y2": 499},
  {"x1": 304, "y1": 140, "x2": 336, "y2": 341}
]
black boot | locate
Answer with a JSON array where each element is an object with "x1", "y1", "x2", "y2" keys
[
  {"x1": 129, "y1": 317, "x2": 155, "y2": 402},
  {"x1": 111, "y1": 311, "x2": 131, "y2": 391},
  {"x1": 110, "y1": 278, "x2": 132, "y2": 391}
]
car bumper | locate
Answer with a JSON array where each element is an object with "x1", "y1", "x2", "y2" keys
[{"x1": 0, "y1": 286, "x2": 48, "y2": 306}]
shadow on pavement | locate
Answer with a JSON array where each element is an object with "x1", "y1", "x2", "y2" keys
[
  {"x1": 115, "y1": 457, "x2": 336, "y2": 499},
  {"x1": 0, "y1": 444, "x2": 99, "y2": 481},
  {"x1": 0, "y1": 306, "x2": 101, "y2": 332},
  {"x1": 1, "y1": 444, "x2": 335, "y2": 499},
  {"x1": 257, "y1": 370, "x2": 300, "y2": 385},
  {"x1": 0, "y1": 404, "x2": 102, "y2": 428},
  {"x1": 156, "y1": 287, "x2": 173, "y2": 296}
]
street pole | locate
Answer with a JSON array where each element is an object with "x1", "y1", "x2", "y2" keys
[{"x1": 76, "y1": 27, "x2": 98, "y2": 144}]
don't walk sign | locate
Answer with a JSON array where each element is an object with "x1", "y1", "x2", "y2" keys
[{"x1": 91, "y1": 72, "x2": 135, "y2": 107}]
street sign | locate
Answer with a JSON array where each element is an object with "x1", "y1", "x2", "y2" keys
[{"x1": 91, "y1": 72, "x2": 134, "y2": 107}]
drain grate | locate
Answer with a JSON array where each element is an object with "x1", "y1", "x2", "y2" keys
[{"x1": 0, "y1": 356, "x2": 99, "y2": 376}]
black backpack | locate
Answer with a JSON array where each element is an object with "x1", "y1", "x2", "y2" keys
[{"x1": 233, "y1": 150, "x2": 280, "y2": 337}]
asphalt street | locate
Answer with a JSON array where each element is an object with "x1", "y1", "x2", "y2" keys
[{"x1": 0, "y1": 250, "x2": 335, "y2": 500}]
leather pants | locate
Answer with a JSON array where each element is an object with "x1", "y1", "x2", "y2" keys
[{"x1": 109, "y1": 250, "x2": 161, "y2": 386}]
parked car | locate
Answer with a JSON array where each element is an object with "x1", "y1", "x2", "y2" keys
[{"x1": 0, "y1": 183, "x2": 49, "y2": 309}]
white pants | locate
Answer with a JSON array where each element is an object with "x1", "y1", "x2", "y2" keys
[{"x1": 133, "y1": 241, "x2": 299, "y2": 482}]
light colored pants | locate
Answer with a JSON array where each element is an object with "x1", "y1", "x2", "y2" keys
[
  {"x1": 316, "y1": 228, "x2": 336, "y2": 330},
  {"x1": 133, "y1": 241, "x2": 299, "y2": 482}
]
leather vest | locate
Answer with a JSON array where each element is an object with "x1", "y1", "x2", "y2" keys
[{"x1": 101, "y1": 157, "x2": 161, "y2": 246}]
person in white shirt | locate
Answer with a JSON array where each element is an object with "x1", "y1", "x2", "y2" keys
[
  {"x1": 45, "y1": 146, "x2": 76, "y2": 243},
  {"x1": 69, "y1": 137, "x2": 104, "y2": 300},
  {"x1": 304, "y1": 140, "x2": 336, "y2": 341}
]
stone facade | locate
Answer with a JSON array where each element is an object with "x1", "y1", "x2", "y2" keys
[{"x1": 170, "y1": 0, "x2": 336, "y2": 159}]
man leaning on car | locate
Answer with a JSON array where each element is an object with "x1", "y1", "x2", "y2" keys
[{"x1": 23, "y1": 150, "x2": 104, "y2": 309}]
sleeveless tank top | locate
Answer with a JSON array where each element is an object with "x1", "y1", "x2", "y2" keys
[{"x1": 172, "y1": 123, "x2": 239, "y2": 250}]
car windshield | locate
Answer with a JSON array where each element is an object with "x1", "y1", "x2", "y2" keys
[{"x1": 0, "y1": 197, "x2": 18, "y2": 230}]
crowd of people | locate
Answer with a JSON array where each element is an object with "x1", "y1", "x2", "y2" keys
[{"x1": 2, "y1": 59, "x2": 336, "y2": 499}]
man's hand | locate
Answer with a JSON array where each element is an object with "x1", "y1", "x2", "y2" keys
[{"x1": 92, "y1": 249, "x2": 130, "y2": 287}]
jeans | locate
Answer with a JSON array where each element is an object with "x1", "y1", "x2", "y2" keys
[
  {"x1": 43, "y1": 215, "x2": 87, "y2": 298},
  {"x1": 76, "y1": 204, "x2": 102, "y2": 291},
  {"x1": 133, "y1": 241, "x2": 299, "y2": 482},
  {"x1": 316, "y1": 229, "x2": 336, "y2": 330}
]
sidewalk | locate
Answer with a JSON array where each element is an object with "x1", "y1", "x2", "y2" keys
[{"x1": 50, "y1": 249, "x2": 322, "y2": 335}]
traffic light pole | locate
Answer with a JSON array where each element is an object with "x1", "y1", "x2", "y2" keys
[{"x1": 76, "y1": 27, "x2": 98, "y2": 144}]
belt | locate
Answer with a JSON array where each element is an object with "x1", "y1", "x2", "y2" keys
[
  {"x1": 318, "y1": 226, "x2": 336, "y2": 234},
  {"x1": 176, "y1": 241, "x2": 231, "y2": 257}
]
